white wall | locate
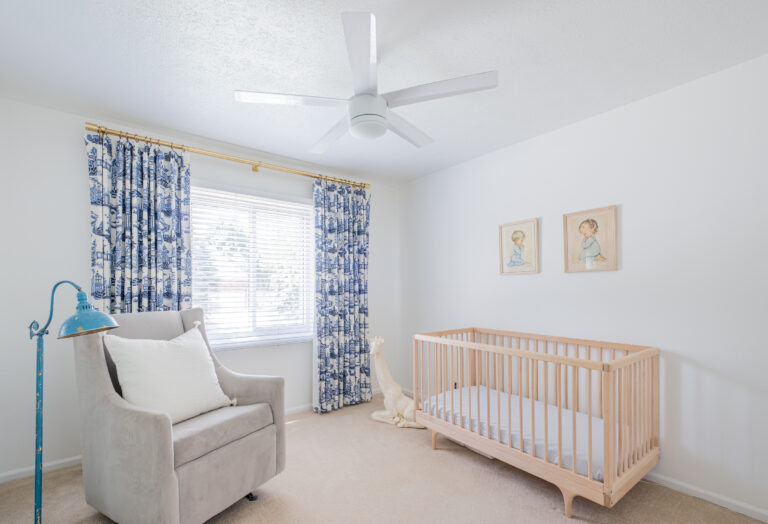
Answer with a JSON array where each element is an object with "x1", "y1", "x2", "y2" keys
[
  {"x1": 398, "y1": 54, "x2": 768, "y2": 520},
  {"x1": 0, "y1": 97, "x2": 401, "y2": 481}
]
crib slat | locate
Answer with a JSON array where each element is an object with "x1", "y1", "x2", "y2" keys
[
  {"x1": 525, "y1": 340, "x2": 530, "y2": 402},
  {"x1": 639, "y1": 358, "x2": 644, "y2": 456},
  {"x1": 557, "y1": 363, "x2": 563, "y2": 468},
  {"x1": 564, "y1": 345, "x2": 569, "y2": 410},
  {"x1": 439, "y1": 342, "x2": 443, "y2": 420},
  {"x1": 588, "y1": 368, "x2": 593, "y2": 480},
  {"x1": 644, "y1": 357, "x2": 649, "y2": 454},
  {"x1": 653, "y1": 354, "x2": 659, "y2": 448},
  {"x1": 598, "y1": 347, "x2": 603, "y2": 418},
  {"x1": 477, "y1": 350, "x2": 482, "y2": 436},
  {"x1": 577, "y1": 349, "x2": 582, "y2": 412},
  {"x1": 531, "y1": 339, "x2": 539, "y2": 400},
  {"x1": 413, "y1": 339, "x2": 419, "y2": 415},
  {"x1": 618, "y1": 367, "x2": 624, "y2": 476},
  {"x1": 628, "y1": 363, "x2": 633, "y2": 467},
  {"x1": 468, "y1": 349, "x2": 472, "y2": 431},
  {"x1": 427, "y1": 342, "x2": 432, "y2": 416},
  {"x1": 632, "y1": 362, "x2": 637, "y2": 465},
  {"x1": 623, "y1": 366, "x2": 629, "y2": 474},
  {"x1": 507, "y1": 354, "x2": 512, "y2": 448},
  {"x1": 626, "y1": 364, "x2": 632, "y2": 471},
  {"x1": 421, "y1": 342, "x2": 430, "y2": 414},
  {"x1": 518, "y1": 356, "x2": 524, "y2": 452},
  {"x1": 530, "y1": 358, "x2": 536, "y2": 458},
  {"x1": 486, "y1": 352, "x2": 491, "y2": 438},
  {"x1": 450, "y1": 343, "x2": 455, "y2": 425},
  {"x1": 497, "y1": 353, "x2": 502, "y2": 443},
  {"x1": 434, "y1": 341, "x2": 439, "y2": 417},
  {"x1": 617, "y1": 367, "x2": 622, "y2": 476},
  {"x1": 459, "y1": 344, "x2": 464, "y2": 429},
  {"x1": 603, "y1": 368, "x2": 615, "y2": 490},
  {"x1": 572, "y1": 365, "x2": 578, "y2": 473},
  {"x1": 492, "y1": 335, "x2": 497, "y2": 389},
  {"x1": 544, "y1": 361, "x2": 549, "y2": 463}
]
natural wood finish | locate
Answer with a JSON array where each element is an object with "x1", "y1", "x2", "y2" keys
[
  {"x1": 415, "y1": 334, "x2": 604, "y2": 370},
  {"x1": 470, "y1": 327, "x2": 651, "y2": 353},
  {"x1": 587, "y1": 369, "x2": 593, "y2": 480},
  {"x1": 572, "y1": 365, "x2": 578, "y2": 473},
  {"x1": 413, "y1": 339, "x2": 419, "y2": 414},
  {"x1": 413, "y1": 328, "x2": 659, "y2": 518},
  {"x1": 561, "y1": 487, "x2": 576, "y2": 518}
]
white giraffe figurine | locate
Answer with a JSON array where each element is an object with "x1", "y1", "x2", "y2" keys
[{"x1": 370, "y1": 337, "x2": 425, "y2": 429}]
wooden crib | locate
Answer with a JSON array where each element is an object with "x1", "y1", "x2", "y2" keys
[{"x1": 412, "y1": 328, "x2": 659, "y2": 517}]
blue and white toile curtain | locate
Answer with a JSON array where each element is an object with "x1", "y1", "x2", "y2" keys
[
  {"x1": 313, "y1": 180, "x2": 372, "y2": 413},
  {"x1": 85, "y1": 133, "x2": 192, "y2": 313}
]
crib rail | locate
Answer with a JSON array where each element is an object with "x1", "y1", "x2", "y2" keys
[{"x1": 412, "y1": 328, "x2": 659, "y2": 507}]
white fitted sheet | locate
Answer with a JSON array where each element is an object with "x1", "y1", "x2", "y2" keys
[{"x1": 428, "y1": 385, "x2": 604, "y2": 481}]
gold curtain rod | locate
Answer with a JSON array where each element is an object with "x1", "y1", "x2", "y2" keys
[{"x1": 84, "y1": 122, "x2": 370, "y2": 189}]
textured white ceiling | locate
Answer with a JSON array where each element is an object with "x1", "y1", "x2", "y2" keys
[{"x1": 2, "y1": 1, "x2": 768, "y2": 178}]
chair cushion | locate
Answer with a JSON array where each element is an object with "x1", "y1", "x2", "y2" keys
[{"x1": 172, "y1": 403, "x2": 274, "y2": 467}]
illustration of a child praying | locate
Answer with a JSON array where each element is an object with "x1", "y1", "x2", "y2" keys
[
  {"x1": 578, "y1": 218, "x2": 607, "y2": 268},
  {"x1": 507, "y1": 230, "x2": 526, "y2": 266}
]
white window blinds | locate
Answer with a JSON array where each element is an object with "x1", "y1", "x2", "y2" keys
[{"x1": 190, "y1": 186, "x2": 314, "y2": 348}]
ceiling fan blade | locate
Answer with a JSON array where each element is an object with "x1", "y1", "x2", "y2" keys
[
  {"x1": 234, "y1": 91, "x2": 347, "y2": 108},
  {"x1": 341, "y1": 12, "x2": 377, "y2": 95},
  {"x1": 387, "y1": 111, "x2": 433, "y2": 148},
  {"x1": 382, "y1": 70, "x2": 498, "y2": 108},
  {"x1": 310, "y1": 117, "x2": 350, "y2": 153}
]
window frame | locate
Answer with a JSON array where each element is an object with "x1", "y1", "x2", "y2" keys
[{"x1": 190, "y1": 184, "x2": 315, "y2": 350}]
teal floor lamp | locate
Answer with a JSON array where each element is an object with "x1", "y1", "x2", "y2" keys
[{"x1": 28, "y1": 281, "x2": 118, "y2": 523}]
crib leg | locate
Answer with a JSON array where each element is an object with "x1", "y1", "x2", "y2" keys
[
  {"x1": 431, "y1": 430, "x2": 437, "y2": 450},
  {"x1": 559, "y1": 487, "x2": 575, "y2": 518}
]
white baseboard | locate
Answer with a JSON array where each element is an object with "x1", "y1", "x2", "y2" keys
[
  {"x1": 644, "y1": 472, "x2": 767, "y2": 523},
  {"x1": 0, "y1": 455, "x2": 82, "y2": 484},
  {"x1": 286, "y1": 402, "x2": 313, "y2": 415}
]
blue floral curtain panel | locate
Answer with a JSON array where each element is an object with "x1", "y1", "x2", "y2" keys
[
  {"x1": 313, "y1": 180, "x2": 371, "y2": 413},
  {"x1": 85, "y1": 133, "x2": 192, "y2": 313}
]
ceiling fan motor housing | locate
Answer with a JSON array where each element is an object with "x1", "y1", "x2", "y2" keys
[{"x1": 348, "y1": 94, "x2": 388, "y2": 139}]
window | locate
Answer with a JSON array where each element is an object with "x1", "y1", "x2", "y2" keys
[{"x1": 190, "y1": 186, "x2": 313, "y2": 348}]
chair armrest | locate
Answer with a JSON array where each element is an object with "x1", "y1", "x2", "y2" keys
[
  {"x1": 216, "y1": 368, "x2": 286, "y2": 473},
  {"x1": 73, "y1": 334, "x2": 179, "y2": 523}
]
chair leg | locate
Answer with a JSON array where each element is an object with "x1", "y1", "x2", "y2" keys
[
  {"x1": 245, "y1": 493, "x2": 258, "y2": 502},
  {"x1": 431, "y1": 430, "x2": 437, "y2": 450}
]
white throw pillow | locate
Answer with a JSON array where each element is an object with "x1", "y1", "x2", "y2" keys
[{"x1": 103, "y1": 325, "x2": 232, "y2": 424}]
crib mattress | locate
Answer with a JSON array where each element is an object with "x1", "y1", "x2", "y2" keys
[{"x1": 427, "y1": 386, "x2": 604, "y2": 481}]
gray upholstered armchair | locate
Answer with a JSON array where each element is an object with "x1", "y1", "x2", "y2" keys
[{"x1": 72, "y1": 308, "x2": 285, "y2": 524}]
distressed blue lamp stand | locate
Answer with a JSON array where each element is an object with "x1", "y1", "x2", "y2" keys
[{"x1": 28, "y1": 281, "x2": 118, "y2": 523}]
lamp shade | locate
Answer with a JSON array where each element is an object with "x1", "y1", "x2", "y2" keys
[{"x1": 58, "y1": 290, "x2": 119, "y2": 339}]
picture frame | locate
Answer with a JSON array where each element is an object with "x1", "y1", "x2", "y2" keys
[
  {"x1": 499, "y1": 218, "x2": 539, "y2": 275},
  {"x1": 563, "y1": 205, "x2": 618, "y2": 273}
]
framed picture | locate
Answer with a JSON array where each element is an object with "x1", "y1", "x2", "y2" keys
[
  {"x1": 563, "y1": 205, "x2": 618, "y2": 272},
  {"x1": 499, "y1": 218, "x2": 539, "y2": 275}
]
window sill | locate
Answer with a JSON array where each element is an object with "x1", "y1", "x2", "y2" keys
[{"x1": 211, "y1": 335, "x2": 313, "y2": 352}]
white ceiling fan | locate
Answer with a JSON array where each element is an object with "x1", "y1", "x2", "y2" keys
[{"x1": 234, "y1": 12, "x2": 498, "y2": 153}]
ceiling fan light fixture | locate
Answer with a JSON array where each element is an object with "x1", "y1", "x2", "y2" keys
[
  {"x1": 350, "y1": 114, "x2": 387, "y2": 139},
  {"x1": 348, "y1": 93, "x2": 388, "y2": 139}
]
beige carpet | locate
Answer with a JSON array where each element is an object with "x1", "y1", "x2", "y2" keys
[{"x1": 0, "y1": 395, "x2": 759, "y2": 524}]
